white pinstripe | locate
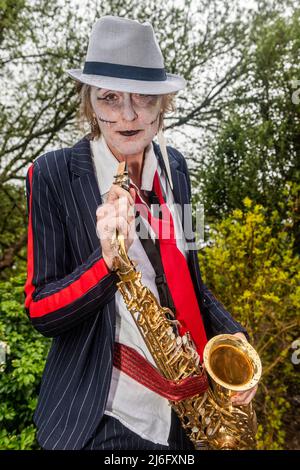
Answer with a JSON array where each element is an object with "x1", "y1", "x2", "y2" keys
[{"x1": 40, "y1": 319, "x2": 98, "y2": 446}]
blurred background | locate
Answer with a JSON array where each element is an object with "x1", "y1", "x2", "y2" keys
[{"x1": 0, "y1": 0, "x2": 299, "y2": 450}]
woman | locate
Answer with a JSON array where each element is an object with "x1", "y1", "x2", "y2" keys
[{"x1": 24, "y1": 16, "x2": 257, "y2": 450}]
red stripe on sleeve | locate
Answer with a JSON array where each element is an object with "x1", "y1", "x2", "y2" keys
[
  {"x1": 28, "y1": 258, "x2": 109, "y2": 318},
  {"x1": 24, "y1": 164, "x2": 35, "y2": 310}
]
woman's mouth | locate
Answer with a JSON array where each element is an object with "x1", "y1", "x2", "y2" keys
[{"x1": 118, "y1": 130, "x2": 142, "y2": 137}]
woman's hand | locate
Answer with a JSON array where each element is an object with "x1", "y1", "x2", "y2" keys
[
  {"x1": 96, "y1": 184, "x2": 136, "y2": 270},
  {"x1": 230, "y1": 332, "x2": 258, "y2": 406}
]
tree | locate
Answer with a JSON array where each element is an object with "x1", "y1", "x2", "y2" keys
[{"x1": 194, "y1": 1, "x2": 300, "y2": 250}]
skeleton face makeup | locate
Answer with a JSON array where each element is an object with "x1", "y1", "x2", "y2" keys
[{"x1": 90, "y1": 87, "x2": 163, "y2": 158}]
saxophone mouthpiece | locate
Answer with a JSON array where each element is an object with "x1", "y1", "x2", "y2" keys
[{"x1": 123, "y1": 160, "x2": 130, "y2": 192}]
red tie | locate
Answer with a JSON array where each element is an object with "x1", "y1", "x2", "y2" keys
[{"x1": 134, "y1": 171, "x2": 207, "y2": 361}]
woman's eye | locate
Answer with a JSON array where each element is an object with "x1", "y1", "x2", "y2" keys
[
  {"x1": 106, "y1": 94, "x2": 117, "y2": 101},
  {"x1": 134, "y1": 94, "x2": 158, "y2": 102},
  {"x1": 97, "y1": 94, "x2": 117, "y2": 102}
]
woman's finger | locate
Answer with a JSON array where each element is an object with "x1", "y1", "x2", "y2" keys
[
  {"x1": 106, "y1": 184, "x2": 135, "y2": 206},
  {"x1": 231, "y1": 385, "x2": 258, "y2": 405}
]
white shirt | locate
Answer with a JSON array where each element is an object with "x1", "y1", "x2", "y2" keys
[{"x1": 90, "y1": 135, "x2": 187, "y2": 445}]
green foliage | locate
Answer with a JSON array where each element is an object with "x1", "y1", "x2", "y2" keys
[
  {"x1": 0, "y1": 273, "x2": 50, "y2": 449},
  {"x1": 0, "y1": 0, "x2": 28, "y2": 46},
  {"x1": 0, "y1": 183, "x2": 27, "y2": 280},
  {"x1": 198, "y1": 184, "x2": 300, "y2": 449}
]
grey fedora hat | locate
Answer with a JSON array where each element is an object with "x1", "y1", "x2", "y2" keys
[{"x1": 66, "y1": 15, "x2": 186, "y2": 94}]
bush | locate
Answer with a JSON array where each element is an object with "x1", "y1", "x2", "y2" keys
[
  {"x1": 198, "y1": 185, "x2": 300, "y2": 449},
  {"x1": 0, "y1": 273, "x2": 50, "y2": 449}
]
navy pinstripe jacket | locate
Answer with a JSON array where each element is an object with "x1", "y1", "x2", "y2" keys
[{"x1": 24, "y1": 135, "x2": 247, "y2": 450}]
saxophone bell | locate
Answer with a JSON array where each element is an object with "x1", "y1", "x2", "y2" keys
[{"x1": 202, "y1": 334, "x2": 262, "y2": 449}]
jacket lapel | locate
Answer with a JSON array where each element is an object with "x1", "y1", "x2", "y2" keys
[
  {"x1": 153, "y1": 141, "x2": 191, "y2": 236},
  {"x1": 70, "y1": 136, "x2": 102, "y2": 252},
  {"x1": 153, "y1": 142, "x2": 200, "y2": 298}
]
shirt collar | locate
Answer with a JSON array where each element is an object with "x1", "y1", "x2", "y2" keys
[{"x1": 90, "y1": 135, "x2": 159, "y2": 197}]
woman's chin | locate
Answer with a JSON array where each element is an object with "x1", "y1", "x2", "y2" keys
[{"x1": 113, "y1": 140, "x2": 150, "y2": 156}]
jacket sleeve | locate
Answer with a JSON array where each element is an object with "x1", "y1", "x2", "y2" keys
[
  {"x1": 177, "y1": 149, "x2": 249, "y2": 339},
  {"x1": 24, "y1": 162, "x2": 118, "y2": 338}
]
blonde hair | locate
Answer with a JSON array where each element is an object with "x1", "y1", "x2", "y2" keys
[{"x1": 75, "y1": 81, "x2": 176, "y2": 139}]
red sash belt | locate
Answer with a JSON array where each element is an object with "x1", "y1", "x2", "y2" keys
[{"x1": 113, "y1": 342, "x2": 208, "y2": 402}]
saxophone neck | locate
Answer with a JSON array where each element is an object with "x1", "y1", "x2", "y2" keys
[
  {"x1": 111, "y1": 162, "x2": 134, "y2": 273},
  {"x1": 113, "y1": 160, "x2": 130, "y2": 192}
]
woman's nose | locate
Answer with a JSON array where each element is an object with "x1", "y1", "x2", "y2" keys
[{"x1": 122, "y1": 94, "x2": 138, "y2": 121}]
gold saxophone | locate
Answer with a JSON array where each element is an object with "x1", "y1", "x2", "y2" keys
[{"x1": 111, "y1": 163, "x2": 262, "y2": 450}]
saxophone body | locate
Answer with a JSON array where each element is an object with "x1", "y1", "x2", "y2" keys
[{"x1": 111, "y1": 165, "x2": 261, "y2": 450}]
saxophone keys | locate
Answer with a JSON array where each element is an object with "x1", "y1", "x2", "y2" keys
[{"x1": 167, "y1": 326, "x2": 173, "y2": 336}]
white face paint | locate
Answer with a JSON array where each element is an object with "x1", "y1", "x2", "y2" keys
[{"x1": 90, "y1": 87, "x2": 163, "y2": 158}]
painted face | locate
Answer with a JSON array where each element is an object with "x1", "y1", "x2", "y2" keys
[{"x1": 90, "y1": 87, "x2": 163, "y2": 157}]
